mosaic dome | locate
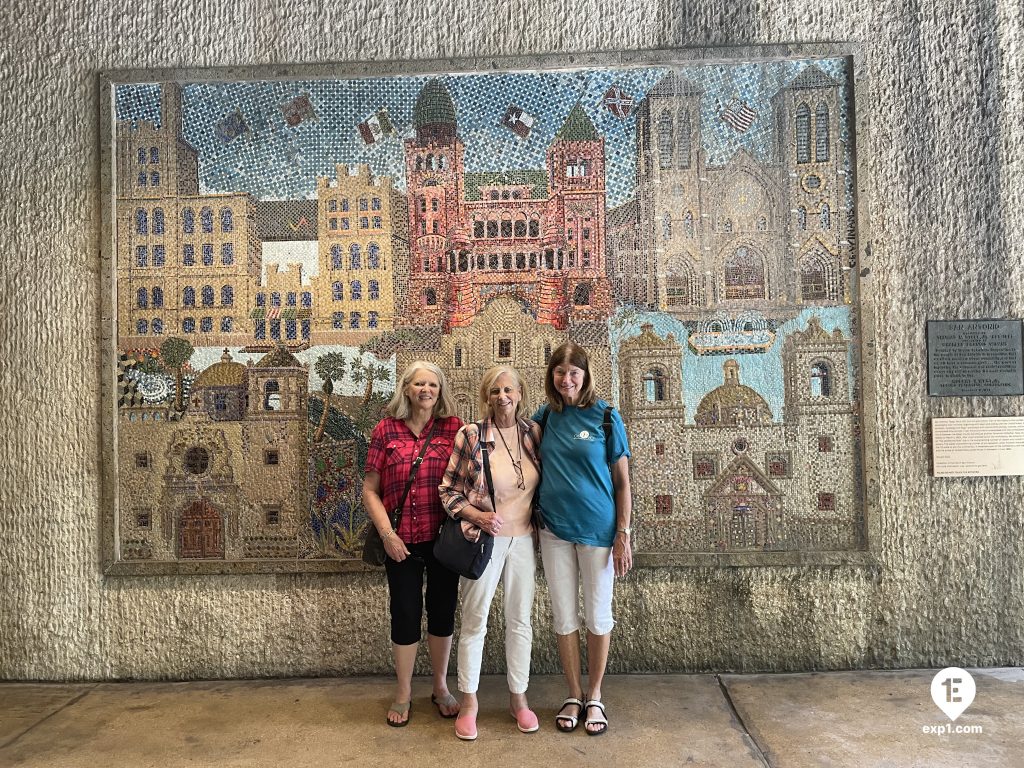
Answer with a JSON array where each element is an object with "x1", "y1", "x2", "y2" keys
[
  {"x1": 413, "y1": 79, "x2": 457, "y2": 130},
  {"x1": 193, "y1": 349, "x2": 246, "y2": 388},
  {"x1": 694, "y1": 360, "x2": 772, "y2": 427}
]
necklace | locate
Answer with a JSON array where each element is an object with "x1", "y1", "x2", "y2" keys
[{"x1": 494, "y1": 422, "x2": 526, "y2": 490}]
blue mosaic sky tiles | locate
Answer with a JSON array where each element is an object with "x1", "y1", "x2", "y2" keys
[{"x1": 115, "y1": 59, "x2": 849, "y2": 207}]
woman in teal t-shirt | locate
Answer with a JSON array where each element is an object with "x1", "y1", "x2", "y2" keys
[{"x1": 533, "y1": 342, "x2": 632, "y2": 736}]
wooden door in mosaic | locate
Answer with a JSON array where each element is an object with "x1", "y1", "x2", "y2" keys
[{"x1": 179, "y1": 500, "x2": 224, "y2": 559}]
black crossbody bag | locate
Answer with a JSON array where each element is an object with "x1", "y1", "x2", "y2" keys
[
  {"x1": 433, "y1": 422, "x2": 495, "y2": 579},
  {"x1": 361, "y1": 421, "x2": 437, "y2": 567}
]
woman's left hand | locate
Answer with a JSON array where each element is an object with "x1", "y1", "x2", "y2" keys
[{"x1": 612, "y1": 532, "x2": 632, "y2": 577}]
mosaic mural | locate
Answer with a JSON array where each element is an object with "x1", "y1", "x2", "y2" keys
[{"x1": 104, "y1": 52, "x2": 866, "y2": 571}]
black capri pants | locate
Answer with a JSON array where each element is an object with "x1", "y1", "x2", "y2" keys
[{"x1": 384, "y1": 539, "x2": 460, "y2": 645}]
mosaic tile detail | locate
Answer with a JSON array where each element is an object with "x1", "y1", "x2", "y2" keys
[{"x1": 109, "y1": 55, "x2": 864, "y2": 568}]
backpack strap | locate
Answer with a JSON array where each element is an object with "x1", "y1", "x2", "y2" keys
[{"x1": 602, "y1": 405, "x2": 614, "y2": 465}]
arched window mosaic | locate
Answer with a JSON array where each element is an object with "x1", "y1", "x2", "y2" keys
[
  {"x1": 573, "y1": 283, "x2": 591, "y2": 306},
  {"x1": 815, "y1": 102, "x2": 830, "y2": 162},
  {"x1": 264, "y1": 380, "x2": 281, "y2": 411},
  {"x1": 796, "y1": 103, "x2": 811, "y2": 164},
  {"x1": 658, "y1": 110, "x2": 673, "y2": 169},
  {"x1": 644, "y1": 367, "x2": 667, "y2": 402},
  {"x1": 666, "y1": 261, "x2": 701, "y2": 307},
  {"x1": 200, "y1": 207, "x2": 213, "y2": 233},
  {"x1": 800, "y1": 252, "x2": 833, "y2": 301},
  {"x1": 724, "y1": 246, "x2": 765, "y2": 300},
  {"x1": 810, "y1": 362, "x2": 832, "y2": 397},
  {"x1": 675, "y1": 110, "x2": 690, "y2": 168}
]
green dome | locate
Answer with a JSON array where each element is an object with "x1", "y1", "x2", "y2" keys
[{"x1": 414, "y1": 79, "x2": 457, "y2": 129}]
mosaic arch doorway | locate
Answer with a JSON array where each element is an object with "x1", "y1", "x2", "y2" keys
[{"x1": 179, "y1": 499, "x2": 224, "y2": 559}]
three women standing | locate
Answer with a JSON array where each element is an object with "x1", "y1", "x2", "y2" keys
[
  {"x1": 439, "y1": 366, "x2": 542, "y2": 741},
  {"x1": 363, "y1": 345, "x2": 632, "y2": 737},
  {"x1": 533, "y1": 342, "x2": 633, "y2": 736},
  {"x1": 362, "y1": 361, "x2": 463, "y2": 726}
]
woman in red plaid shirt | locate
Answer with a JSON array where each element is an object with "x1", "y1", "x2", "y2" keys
[{"x1": 363, "y1": 360, "x2": 463, "y2": 727}]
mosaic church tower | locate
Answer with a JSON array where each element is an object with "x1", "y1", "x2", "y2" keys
[{"x1": 402, "y1": 79, "x2": 614, "y2": 332}]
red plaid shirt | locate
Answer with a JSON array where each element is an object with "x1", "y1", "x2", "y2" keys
[{"x1": 364, "y1": 415, "x2": 462, "y2": 544}]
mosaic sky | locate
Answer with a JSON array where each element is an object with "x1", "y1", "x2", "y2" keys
[{"x1": 115, "y1": 59, "x2": 849, "y2": 208}]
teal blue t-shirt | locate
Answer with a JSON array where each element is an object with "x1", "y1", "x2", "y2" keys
[{"x1": 532, "y1": 400, "x2": 631, "y2": 547}]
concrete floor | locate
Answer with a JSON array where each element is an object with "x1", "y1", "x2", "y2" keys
[{"x1": 1, "y1": 669, "x2": 1021, "y2": 768}]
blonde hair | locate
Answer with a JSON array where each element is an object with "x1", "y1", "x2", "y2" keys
[
  {"x1": 543, "y1": 342, "x2": 597, "y2": 412},
  {"x1": 478, "y1": 365, "x2": 529, "y2": 421},
  {"x1": 386, "y1": 360, "x2": 456, "y2": 419}
]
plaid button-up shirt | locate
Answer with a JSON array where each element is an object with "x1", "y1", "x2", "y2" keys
[
  {"x1": 364, "y1": 415, "x2": 462, "y2": 543},
  {"x1": 438, "y1": 417, "x2": 542, "y2": 519}
]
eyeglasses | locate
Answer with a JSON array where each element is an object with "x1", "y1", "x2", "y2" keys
[{"x1": 510, "y1": 458, "x2": 526, "y2": 491}]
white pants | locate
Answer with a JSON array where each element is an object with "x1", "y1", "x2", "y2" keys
[
  {"x1": 457, "y1": 534, "x2": 536, "y2": 695},
  {"x1": 539, "y1": 527, "x2": 615, "y2": 636}
]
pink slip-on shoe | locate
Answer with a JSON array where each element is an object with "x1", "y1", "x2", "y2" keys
[
  {"x1": 455, "y1": 711, "x2": 478, "y2": 741},
  {"x1": 509, "y1": 707, "x2": 540, "y2": 733}
]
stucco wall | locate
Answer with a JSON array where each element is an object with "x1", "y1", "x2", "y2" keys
[{"x1": 1, "y1": 0, "x2": 1022, "y2": 680}]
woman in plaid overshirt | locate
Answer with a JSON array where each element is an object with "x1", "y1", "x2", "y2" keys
[{"x1": 438, "y1": 365, "x2": 543, "y2": 740}]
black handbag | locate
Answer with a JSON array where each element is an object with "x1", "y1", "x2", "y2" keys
[
  {"x1": 361, "y1": 422, "x2": 437, "y2": 566},
  {"x1": 433, "y1": 423, "x2": 495, "y2": 579}
]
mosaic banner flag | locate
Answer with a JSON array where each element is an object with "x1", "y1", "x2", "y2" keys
[
  {"x1": 214, "y1": 110, "x2": 250, "y2": 143},
  {"x1": 602, "y1": 86, "x2": 635, "y2": 118},
  {"x1": 357, "y1": 108, "x2": 395, "y2": 144},
  {"x1": 501, "y1": 104, "x2": 535, "y2": 139},
  {"x1": 720, "y1": 98, "x2": 757, "y2": 132},
  {"x1": 281, "y1": 93, "x2": 317, "y2": 126}
]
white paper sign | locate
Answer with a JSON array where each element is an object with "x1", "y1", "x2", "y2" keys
[{"x1": 932, "y1": 417, "x2": 1024, "y2": 477}]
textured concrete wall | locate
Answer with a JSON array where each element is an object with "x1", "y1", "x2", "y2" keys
[{"x1": 1, "y1": 0, "x2": 1022, "y2": 680}]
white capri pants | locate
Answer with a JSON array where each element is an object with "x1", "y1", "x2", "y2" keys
[
  {"x1": 539, "y1": 527, "x2": 615, "y2": 636},
  {"x1": 457, "y1": 534, "x2": 536, "y2": 695}
]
